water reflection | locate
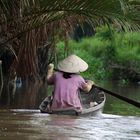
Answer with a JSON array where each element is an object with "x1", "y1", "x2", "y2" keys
[
  {"x1": 0, "y1": 80, "x2": 140, "y2": 116},
  {"x1": 0, "y1": 110, "x2": 140, "y2": 140},
  {"x1": 0, "y1": 81, "x2": 140, "y2": 139}
]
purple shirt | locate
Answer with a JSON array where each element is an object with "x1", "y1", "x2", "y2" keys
[{"x1": 47, "y1": 72, "x2": 86, "y2": 111}]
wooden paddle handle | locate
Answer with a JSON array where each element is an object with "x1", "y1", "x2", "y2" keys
[{"x1": 93, "y1": 85, "x2": 140, "y2": 108}]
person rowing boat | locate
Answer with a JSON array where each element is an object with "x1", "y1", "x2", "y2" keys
[{"x1": 45, "y1": 54, "x2": 94, "y2": 113}]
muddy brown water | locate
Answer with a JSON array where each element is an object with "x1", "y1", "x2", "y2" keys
[
  {"x1": 0, "y1": 110, "x2": 140, "y2": 140},
  {"x1": 0, "y1": 81, "x2": 140, "y2": 140}
]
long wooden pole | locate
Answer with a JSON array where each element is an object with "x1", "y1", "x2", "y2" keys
[{"x1": 93, "y1": 85, "x2": 140, "y2": 108}]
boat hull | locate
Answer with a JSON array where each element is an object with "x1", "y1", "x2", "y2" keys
[{"x1": 39, "y1": 88, "x2": 106, "y2": 116}]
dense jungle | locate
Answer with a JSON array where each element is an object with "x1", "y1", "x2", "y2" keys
[
  {"x1": 0, "y1": 1, "x2": 140, "y2": 140},
  {"x1": 0, "y1": 0, "x2": 140, "y2": 104}
]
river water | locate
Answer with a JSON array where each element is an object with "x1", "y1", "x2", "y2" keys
[{"x1": 0, "y1": 81, "x2": 140, "y2": 140}]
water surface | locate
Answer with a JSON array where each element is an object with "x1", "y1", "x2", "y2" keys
[
  {"x1": 0, "y1": 110, "x2": 140, "y2": 140},
  {"x1": 0, "y1": 81, "x2": 140, "y2": 140}
]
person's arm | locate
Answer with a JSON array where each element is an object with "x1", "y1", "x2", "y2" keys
[
  {"x1": 82, "y1": 80, "x2": 94, "y2": 92},
  {"x1": 47, "y1": 63, "x2": 54, "y2": 84}
]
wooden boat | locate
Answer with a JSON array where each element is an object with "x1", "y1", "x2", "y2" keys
[{"x1": 39, "y1": 88, "x2": 106, "y2": 116}]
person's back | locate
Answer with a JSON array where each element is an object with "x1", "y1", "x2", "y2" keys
[
  {"x1": 49, "y1": 71, "x2": 86, "y2": 111},
  {"x1": 47, "y1": 54, "x2": 94, "y2": 112}
]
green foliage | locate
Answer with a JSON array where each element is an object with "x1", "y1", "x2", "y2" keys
[
  {"x1": 115, "y1": 32, "x2": 140, "y2": 70},
  {"x1": 57, "y1": 26, "x2": 140, "y2": 82}
]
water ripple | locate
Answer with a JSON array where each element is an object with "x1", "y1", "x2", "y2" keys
[{"x1": 0, "y1": 111, "x2": 140, "y2": 140}]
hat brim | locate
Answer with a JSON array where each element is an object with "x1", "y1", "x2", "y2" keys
[{"x1": 57, "y1": 54, "x2": 88, "y2": 73}]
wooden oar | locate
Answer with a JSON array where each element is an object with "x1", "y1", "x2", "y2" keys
[{"x1": 93, "y1": 85, "x2": 140, "y2": 108}]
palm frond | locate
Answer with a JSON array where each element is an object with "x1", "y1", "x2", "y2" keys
[
  {"x1": 0, "y1": 0, "x2": 140, "y2": 43},
  {"x1": 1, "y1": 0, "x2": 140, "y2": 79}
]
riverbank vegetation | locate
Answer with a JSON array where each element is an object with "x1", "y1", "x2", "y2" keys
[
  {"x1": 0, "y1": 0, "x2": 140, "y2": 104},
  {"x1": 57, "y1": 25, "x2": 140, "y2": 84},
  {"x1": 0, "y1": 0, "x2": 140, "y2": 82}
]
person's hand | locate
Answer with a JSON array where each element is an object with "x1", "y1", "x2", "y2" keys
[
  {"x1": 83, "y1": 80, "x2": 95, "y2": 92},
  {"x1": 47, "y1": 63, "x2": 54, "y2": 79},
  {"x1": 86, "y1": 80, "x2": 95, "y2": 86},
  {"x1": 48, "y1": 63, "x2": 54, "y2": 71}
]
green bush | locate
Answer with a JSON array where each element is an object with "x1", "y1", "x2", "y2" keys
[{"x1": 56, "y1": 26, "x2": 140, "y2": 83}]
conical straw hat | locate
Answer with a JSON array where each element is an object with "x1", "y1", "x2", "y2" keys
[{"x1": 57, "y1": 54, "x2": 88, "y2": 73}]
